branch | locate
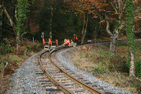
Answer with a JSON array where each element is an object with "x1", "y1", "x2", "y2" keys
[
  {"x1": 117, "y1": 0, "x2": 121, "y2": 9},
  {"x1": 134, "y1": 30, "x2": 141, "y2": 33},
  {"x1": 4, "y1": 62, "x2": 8, "y2": 69},
  {"x1": 2, "y1": 5, "x2": 15, "y2": 27},
  {"x1": 114, "y1": 0, "x2": 118, "y2": 9},
  {"x1": 135, "y1": 7, "x2": 141, "y2": 12},
  {"x1": 15, "y1": 7, "x2": 17, "y2": 21},
  {"x1": 2, "y1": 4, "x2": 16, "y2": 34},
  {"x1": 110, "y1": 1, "x2": 118, "y2": 14},
  {"x1": 118, "y1": 21, "x2": 126, "y2": 30},
  {"x1": 105, "y1": 15, "x2": 113, "y2": 36},
  {"x1": 123, "y1": 3, "x2": 126, "y2": 10}
]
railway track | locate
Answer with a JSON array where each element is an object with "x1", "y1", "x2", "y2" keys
[{"x1": 36, "y1": 46, "x2": 105, "y2": 94}]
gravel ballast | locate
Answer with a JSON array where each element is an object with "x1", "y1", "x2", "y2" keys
[
  {"x1": 7, "y1": 50, "x2": 46, "y2": 94},
  {"x1": 56, "y1": 45, "x2": 135, "y2": 94}
]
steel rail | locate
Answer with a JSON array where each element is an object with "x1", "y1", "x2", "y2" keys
[
  {"x1": 49, "y1": 48, "x2": 104, "y2": 94},
  {"x1": 38, "y1": 50, "x2": 73, "y2": 94},
  {"x1": 38, "y1": 39, "x2": 141, "y2": 93}
]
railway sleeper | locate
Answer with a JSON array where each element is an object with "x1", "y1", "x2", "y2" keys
[
  {"x1": 68, "y1": 72, "x2": 76, "y2": 75},
  {"x1": 43, "y1": 65, "x2": 55, "y2": 68},
  {"x1": 35, "y1": 72, "x2": 44, "y2": 75},
  {"x1": 35, "y1": 73, "x2": 45, "y2": 76},
  {"x1": 64, "y1": 85, "x2": 75, "y2": 89},
  {"x1": 94, "y1": 87, "x2": 104, "y2": 92},
  {"x1": 34, "y1": 70, "x2": 43, "y2": 73},
  {"x1": 53, "y1": 74, "x2": 64, "y2": 78},
  {"x1": 74, "y1": 91, "x2": 91, "y2": 94},
  {"x1": 48, "y1": 71, "x2": 60, "y2": 74},
  {"x1": 36, "y1": 76, "x2": 47, "y2": 79},
  {"x1": 69, "y1": 88, "x2": 84, "y2": 92},
  {"x1": 45, "y1": 90, "x2": 64, "y2": 94},
  {"x1": 45, "y1": 68, "x2": 57, "y2": 71},
  {"x1": 84, "y1": 81, "x2": 93, "y2": 85},
  {"x1": 70, "y1": 74, "x2": 83, "y2": 78},
  {"x1": 38, "y1": 79, "x2": 50, "y2": 82},
  {"x1": 104, "y1": 91, "x2": 113, "y2": 94},
  {"x1": 55, "y1": 77, "x2": 68, "y2": 81},
  {"x1": 41, "y1": 84, "x2": 55, "y2": 87},
  {"x1": 45, "y1": 86, "x2": 58, "y2": 90},
  {"x1": 45, "y1": 88, "x2": 60, "y2": 91},
  {"x1": 53, "y1": 72, "x2": 64, "y2": 75},
  {"x1": 47, "y1": 69, "x2": 59, "y2": 71},
  {"x1": 34, "y1": 67, "x2": 42, "y2": 71},
  {"x1": 55, "y1": 78, "x2": 71, "y2": 81},
  {"x1": 58, "y1": 80, "x2": 72, "y2": 83},
  {"x1": 57, "y1": 65, "x2": 65, "y2": 68},
  {"x1": 40, "y1": 82, "x2": 53, "y2": 85},
  {"x1": 91, "y1": 84, "x2": 98, "y2": 88},
  {"x1": 62, "y1": 82, "x2": 75, "y2": 86}
]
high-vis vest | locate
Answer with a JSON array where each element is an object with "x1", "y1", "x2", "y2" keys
[
  {"x1": 55, "y1": 40, "x2": 58, "y2": 46},
  {"x1": 48, "y1": 38, "x2": 52, "y2": 45},
  {"x1": 42, "y1": 38, "x2": 45, "y2": 45}
]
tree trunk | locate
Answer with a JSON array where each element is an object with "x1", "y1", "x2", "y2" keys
[
  {"x1": 110, "y1": 34, "x2": 117, "y2": 54},
  {"x1": 81, "y1": 13, "x2": 88, "y2": 44},
  {"x1": 110, "y1": 29, "x2": 118, "y2": 54},
  {"x1": 0, "y1": 8, "x2": 3, "y2": 42},
  {"x1": 16, "y1": 33, "x2": 20, "y2": 50},
  {"x1": 129, "y1": 49, "x2": 135, "y2": 76},
  {"x1": 3, "y1": 6, "x2": 14, "y2": 27},
  {"x1": 105, "y1": 17, "x2": 118, "y2": 54},
  {"x1": 99, "y1": 15, "x2": 103, "y2": 38},
  {"x1": 126, "y1": 0, "x2": 135, "y2": 77},
  {"x1": 27, "y1": 1, "x2": 33, "y2": 31},
  {"x1": 2, "y1": 5, "x2": 19, "y2": 50},
  {"x1": 49, "y1": 7, "x2": 53, "y2": 39},
  {"x1": 81, "y1": 27, "x2": 87, "y2": 44},
  {"x1": 2, "y1": 5, "x2": 16, "y2": 34}
]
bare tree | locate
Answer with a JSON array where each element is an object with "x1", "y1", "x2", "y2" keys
[{"x1": 105, "y1": 0, "x2": 126, "y2": 54}]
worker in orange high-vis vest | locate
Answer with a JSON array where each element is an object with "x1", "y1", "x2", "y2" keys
[
  {"x1": 48, "y1": 38, "x2": 52, "y2": 49},
  {"x1": 42, "y1": 38, "x2": 45, "y2": 45},
  {"x1": 70, "y1": 39, "x2": 73, "y2": 43},
  {"x1": 55, "y1": 39, "x2": 58, "y2": 46},
  {"x1": 66, "y1": 39, "x2": 70, "y2": 46},
  {"x1": 73, "y1": 34, "x2": 78, "y2": 44}
]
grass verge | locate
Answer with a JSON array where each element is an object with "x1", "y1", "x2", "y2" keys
[
  {"x1": 69, "y1": 41, "x2": 141, "y2": 93},
  {"x1": 0, "y1": 38, "x2": 43, "y2": 94}
]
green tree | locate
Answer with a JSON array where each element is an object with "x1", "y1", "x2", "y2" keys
[
  {"x1": 126, "y1": 0, "x2": 135, "y2": 77},
  {"x1": 1, "y1": 0, "x2": 34, "y2": 50},
  {"x1": 15, "y1": 0, "x2": 29, "y2": 50}
]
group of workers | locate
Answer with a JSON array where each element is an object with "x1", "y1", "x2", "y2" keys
[
  {"x1": 42, "y1": 38, "x2": 58, "y2": 48},
  {"x1": 63, "y1": 34, "x2": 78, "y2": 46},
  {"x1": 42, "y1": 34, "x2": 78, "y2": 48}
]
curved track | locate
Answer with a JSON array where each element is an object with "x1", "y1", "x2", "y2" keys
[{"x1": 37, "y1": 46, "x2": 104, "y2": 94}]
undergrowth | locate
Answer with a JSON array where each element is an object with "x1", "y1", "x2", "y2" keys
[
  {"x1": 0, "y1": 38, "x2": 43, "y2": 93},
  {"x1": 71, "y1": 42, "x2": 141, "y2": 93}
]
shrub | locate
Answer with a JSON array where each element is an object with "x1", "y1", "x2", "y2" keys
[
  {"x1": 109, "y1": 55, "x2": 129, "y2": 73},
  {"x1": 92, "y1": 66, "x2": 109, "y2": 74},
  {"x1": 0, "y1": 38, "x2": 15, "y2": 55},
  {"x1": 116, "y1": 42, "x2": 128, "y2": 47},
  {"x1": 135, "y1": 60, "x2": 141, "y2": 78},
  {"x1": 1, "y1": 43, "x2": 12, "y2": 55}
]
